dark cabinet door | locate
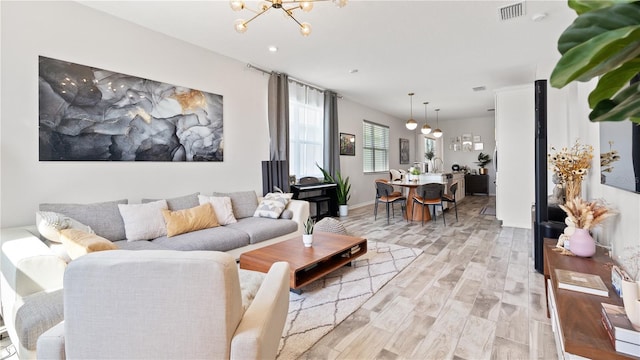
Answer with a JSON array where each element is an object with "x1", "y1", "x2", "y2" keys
[{"x1": 465, "y1": 174, "x2": 489, "y2": 195}]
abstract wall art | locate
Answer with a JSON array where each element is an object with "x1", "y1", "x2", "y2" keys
[{"x1": 39, "y1": 56, "x2": 223, "y2": 161}]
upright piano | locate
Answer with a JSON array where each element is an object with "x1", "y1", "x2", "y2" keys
[{"x1": 290, "y1": 182, "x2": 338, "y2": 218}]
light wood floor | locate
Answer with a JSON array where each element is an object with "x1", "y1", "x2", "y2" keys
[{"x1": 302, "y1": 195, "x2": 557, "y2": 360}]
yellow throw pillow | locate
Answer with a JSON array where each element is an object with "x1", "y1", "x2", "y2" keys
[
  {"x1": 162, "y1": 203, "x2": 219, "y2": 237},
  {"x1": 60, "y1": 228, "x2": 118, "y2": 260}
]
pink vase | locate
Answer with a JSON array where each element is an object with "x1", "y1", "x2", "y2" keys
[{"x1": 569, "y1": 228, "x2": 595, "y2": 257}]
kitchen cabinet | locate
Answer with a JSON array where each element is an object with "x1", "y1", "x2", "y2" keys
[{"x1": 465, "y1": 174, "x2": 489, "y2": 195}]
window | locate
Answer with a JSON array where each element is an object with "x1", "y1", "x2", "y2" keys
[
  {"x1": 289, "y1": 81, "x2": 324, "y2": 179},
  {"x1": 363, "y1": 120, "x2": 389, "y2": 173}
]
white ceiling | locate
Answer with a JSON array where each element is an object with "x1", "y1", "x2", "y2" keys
[{"x1": 78, "y1": 0, "x2": 576, "y2": 124}]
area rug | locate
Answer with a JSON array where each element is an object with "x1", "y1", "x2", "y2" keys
[
  {"x1": 480, "y1": 206, "x2": 496, "y2": 215},
  {"x1": 276, "y1": 241, "x2": 423, "y2": 359}
]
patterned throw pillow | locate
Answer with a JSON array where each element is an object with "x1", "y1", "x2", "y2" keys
[
  {"x1": 253, "y1": 193, "x2": 293, "y2": 219},
  {"x1": 36, "y1": 211, "x2": 95, "y2": 243}
]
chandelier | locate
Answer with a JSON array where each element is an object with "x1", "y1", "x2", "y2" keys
[
  {"x1": 421, "y1": 101, "x2": 432, "y2": 135},
  {"x1": 230, "y1": 0, "x2": 348, "y2": 36},
  {"x1": 406, "y1": 93, "x2": 417, "y2": 130},
  {"x1": 433, "y1": 108, "x2": 443, "y2": 138}
]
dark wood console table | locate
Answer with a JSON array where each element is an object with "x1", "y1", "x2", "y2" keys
[
  {"x1": 464, "y1": 174, "x2": 489, "y2": 195},
  {"x1": 543, "y1": 238, "x2": 638, "y2": 359}
]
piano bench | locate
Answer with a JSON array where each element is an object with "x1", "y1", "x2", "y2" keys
[{"x1": 306, "y1": 195, "x2": 331, "y2": 221}]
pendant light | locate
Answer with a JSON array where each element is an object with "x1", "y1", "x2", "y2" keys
[
  {"x1": 405, "y1": 93, "x2": 417, "y2": 130},
  {"x1": 421, "y1": 101, "x2": 432, "y2": 135},
  {"x1": 433, "y1": 108, "x2": 443, "y2": 138}
]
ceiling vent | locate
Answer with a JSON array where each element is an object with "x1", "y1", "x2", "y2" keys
[
  {"x1": 472, "y1": 86, "x2": 487, "y2": 92},
  {"x1": 499, "y1": 2, "x2": 525, "y2": 21}
]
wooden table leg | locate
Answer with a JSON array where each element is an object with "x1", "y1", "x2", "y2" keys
[{"x1": 404, "y1": 187, "x2": 432, "y2": 222}]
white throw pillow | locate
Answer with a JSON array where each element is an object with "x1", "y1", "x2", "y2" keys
[
  {"x1": 36, "y1": 211, "x2": 94, "y2": 243},
  {"x1": 253, "y1": 192, "x2": 293, "y2": 219},
  {"x1": 198, "y1": 195, "x2": 237, "y2": 225},
  {"x1": 118, "y1": 200, "x2": 168, "y2": 241}
]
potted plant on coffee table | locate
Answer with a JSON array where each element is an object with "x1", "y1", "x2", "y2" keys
[
  {"x1": 303, "y1": 217, "x2": 314, "y2": 247},
  {"x1": 316, "y1": 164, "x2": 351, "y2": 217},
  {"x1": 475, "y1": 152, "x2": 492, "y2": 175}
]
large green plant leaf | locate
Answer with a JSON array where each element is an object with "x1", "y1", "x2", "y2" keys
[
  {"x1": 590, "y1": 81, "x2": 640, "y2": 123},
  {"x1": 588, "y1": 58, "x2": 640, "y2": 106},
  {"x1": 550, "y1": 25, "x2": 640, "y2": 88},
  {"x1": 558, "y1": 2, "x2": 640, "y2": 53},
  {"x1": 569, "y1": 0, "x2": 635, "y2": 15}
]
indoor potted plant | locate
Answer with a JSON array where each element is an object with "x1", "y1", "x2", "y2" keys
[
  {"x1": 408, "y1": 166, "x2": 421, "y2": 181},
  {"x1": 303, "y1": 217, "x2": 314, "y2": 247},
  {"x1": 425, "y1": 150, "x2": 435, "y2": 173},
  {"x1": 316, "y1": 164, "x2": 351, "y2": 216},
  {"x1": 475, "y1": 152, "x2": 492, "y2": 175}
]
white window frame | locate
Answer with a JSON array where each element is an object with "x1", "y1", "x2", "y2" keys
[{"x1": 363, "y1": 120, "x2": 389, "y2": 173}]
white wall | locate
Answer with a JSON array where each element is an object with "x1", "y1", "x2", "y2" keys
[
  {"x1": 440, "y1": 116, "x2": 496, "y2": 194},
  {"x1": 1, "y1": 1, "x2": 273, "y2": 227},
  {"x1": 0, "y1": 1, "x2": 406, "y2": 227},
  {"x1": 336, "y1": 99, "x2": 407, "y2": 208}
]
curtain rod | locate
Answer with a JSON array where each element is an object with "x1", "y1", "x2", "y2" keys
[{"x1": 246, "y1": 63, "x2": 342, "y2": 98}]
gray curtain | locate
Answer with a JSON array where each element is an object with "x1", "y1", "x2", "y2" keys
[
  {"x1": 268, "y1": 73, "x2": 289, "y2": 161},
  {"x1": 323, "y1": 90, "x2": 340, "y2": 177}
]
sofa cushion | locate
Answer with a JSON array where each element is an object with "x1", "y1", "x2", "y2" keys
[
  {"x1": 40, "y1": 199, "x2": 128, "y2": 241},
  {"x1": 212, "y1": 191, "x2": 258, "y2": 219},
  {"x1": 141, "y1": 192, "x2": 200, "y2": 211},
  {"x1": 15, "y1": 289, "x2": 63, "y2": 351},
  {"x1": 60, "y1": 229, "x2": 118, "y2": 260},
  {"x1": 118, "y1": 200, "x2": 168, "y2": 241},
  {"x1": 253, "y1": 192, "x2": 293, "y2": 219},
  {"x1": 112, "y1": 239, "x2": 167, "y2": 250},
  {"x1": 198, "y1": 195, "x2": 237, "y2": 225},
  {"x1": 162, "y1": 203, "x2": 220, "y2": 237},
  {"x1": 152, "y1": 226, "x2": 250, "y2": 251},
  {"x1": 226, "y1": 217, "x2": 298, "y2": 244},
  {"x1": 36, "y1": 211, "x2": 94, "y2": 243}
]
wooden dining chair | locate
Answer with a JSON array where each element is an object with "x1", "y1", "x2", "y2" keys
[
  {"x1": 441, "y1": 182, "x2": 459, "y2": 222},
  {"x1": 412, "y1": 183, "x2": 446, "y2": 226},
  {"x1": 374, "y1": 180, "x2": 406, "y2": 225}
]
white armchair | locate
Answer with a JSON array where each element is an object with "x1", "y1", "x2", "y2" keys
[{"x1": 36, "y1": 250, "x2": 290, "y2": 360}]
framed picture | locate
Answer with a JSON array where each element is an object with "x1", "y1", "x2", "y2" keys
[
  {"x1": 473, "y1": 135, "x2": 481, "y2": 142},
  {"x1": 462, "y1": 133, "x2": 472, "y2": 142},
  {"x1": 339, "y1": 133, "x2": 355, "y2": 156},
  {"x1": 399, "y1": 138, "x2": 410, "y2": 164},
  {"x1": 474, "y1": 142, "x2": 484, "y2": 151}
]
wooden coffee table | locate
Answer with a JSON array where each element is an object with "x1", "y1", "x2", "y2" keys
[{"x1": 239, "y1": 232, "x2": 367, "y2": 293}]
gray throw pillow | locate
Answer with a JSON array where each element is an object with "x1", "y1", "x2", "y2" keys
[
  {"x1": 280, "y1": 209, "x2": 294, "y2": 219},
  {"x1": 212, "y1": 191, "x2": 258, "y2": 219},
  {"x1": 141, "y1": 192, "x2": 200, "y2": 211},
  {"x1": 39, "y1": 199, "x2": 128, "y2": 241}
]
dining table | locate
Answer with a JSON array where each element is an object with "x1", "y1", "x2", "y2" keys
[{"x1": 390, "y1": 179, "x2": 432, "y2": 222}]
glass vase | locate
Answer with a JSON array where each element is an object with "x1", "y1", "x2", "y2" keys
[{"x1": 564, "y1": 178, "x2": 582, "y2": 202}]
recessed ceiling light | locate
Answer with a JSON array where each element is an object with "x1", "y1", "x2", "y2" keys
[
  {"x1": 268, "y1": 46, "x2": 278, "y2": 53},
  {"x1": 531, "y1": 13, "x2": 547, "y2": 22},
  {"x1": 349, "y1": 69, "x2": 359, "y2": 74}
]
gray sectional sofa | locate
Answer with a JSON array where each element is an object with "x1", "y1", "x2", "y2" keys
[{"x1": 0, "y1": 191, "x2": 309, "y2": 359}]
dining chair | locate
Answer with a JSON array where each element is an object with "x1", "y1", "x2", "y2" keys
[
  {"x1": 441, "y1": 182, "x2": 459, "y2": 222},
  {"x1": 374, "y1": 180, "x2": 406, "y2": 225},
  {"x1": 412, "y1": 183, "x2": 446, "y2": 226},
  {"x1": 389, "y1": 169, "x2": 402, "y2": 182},
  {"x1": 299, "y1": 176, "x2": 331, "y2": 220}
]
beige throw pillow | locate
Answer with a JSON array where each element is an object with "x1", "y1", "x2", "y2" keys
[
  {"x1": 198, "y1": 195, "x2": 237, "y2": 225},
  {"x1": 118, "y1": 200, "x2": 168, "y2": 242},
  {"x1": 162, "y1": 203, "x2": 220, "y2": 237},
  {"x1": 60, "y1": 228, "x2": 118, "y2": 260}
]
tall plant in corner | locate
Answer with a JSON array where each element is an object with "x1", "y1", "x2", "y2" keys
[
  {"x1": 550, "y1": 0, "x2": 640, "y2": 123},
  {"x1": 316, "y1": 164, "x2": 351, "y2": 216}
]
